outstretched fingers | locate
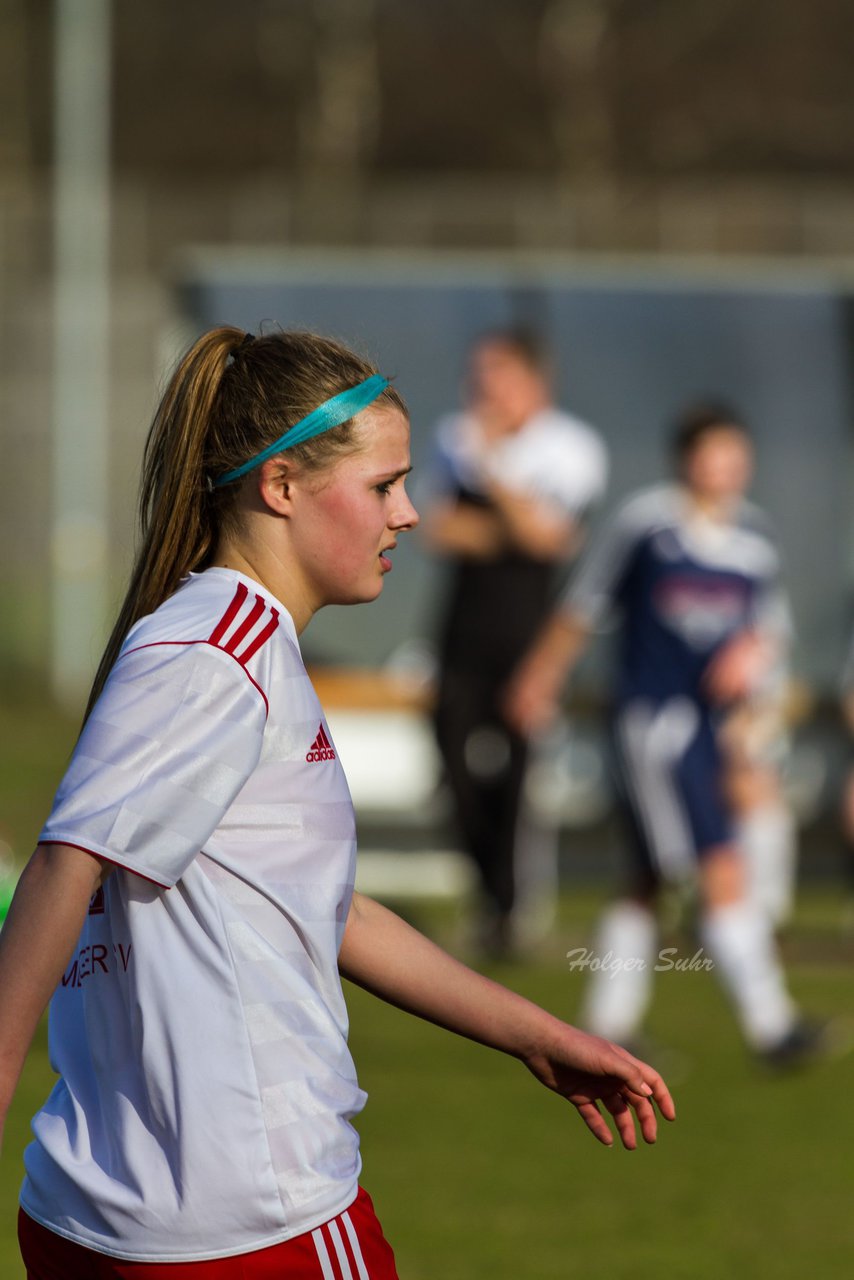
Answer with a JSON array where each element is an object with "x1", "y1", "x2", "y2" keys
[
  {"x1": 575, "y1": 1100, "x2": 616, "y2": 1147},
  {"x1": 620, "y1": 1089, "x2": 661, "y2": 1145},
  {"x1": 602, "y1": 1092, "x2": 639, "y2": 1150},
  {"x1": 576, "y1": 1091, "x2": 651, "y2": 1150},
  {"x1": 612, "y1": 1054, "x2": 677, "y2": 1127},
  {"x1": 600, "y1": 1054, "x2": 676, "y2": 1147},
  {"x1": 527, "y1": 1024, "x2": 676, "y2": 1149},
  {"x1": 635, "y1": 1069, "x2": 676, "y2": 1125}
]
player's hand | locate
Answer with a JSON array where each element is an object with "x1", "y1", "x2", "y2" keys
[
  {"x1": 503, "y1": 615, "x2": 587, "y2": 737},
  {"x1": 522, "y1": 1024, "x2": 676, "y2": 1149},
  {"x1": 703, "y1": 630, "x2": 773, "y2": 705},
  {"x1": 502, "y1": 659, "x2": 562, "y2": 738}
]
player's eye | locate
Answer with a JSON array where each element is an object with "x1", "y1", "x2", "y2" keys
[{"x1": 375, "y1": 480, "x2": 393, "y2": 495}]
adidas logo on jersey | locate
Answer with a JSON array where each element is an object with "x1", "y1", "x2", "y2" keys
[{"x1": 306, "y1": 724, "x2": 336, "y2": 762}]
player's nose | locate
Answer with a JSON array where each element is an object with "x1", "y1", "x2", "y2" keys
[{"x1": 391, "y1": 486, "x2": 419, "y2": 531}]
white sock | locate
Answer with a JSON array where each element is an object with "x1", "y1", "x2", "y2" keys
[
  {"x1": 700, "y1": 900, "x2": 797, "y2": 1050},
  {"x1": 512, "y1": 810, "x2": 560, "y2": 949},
  {"x1": 739, "y1": 805, "x2": 797, "y2": 927},
  {"x1": 580, "y1": 900, "x2": 657, "y2": 1044}
]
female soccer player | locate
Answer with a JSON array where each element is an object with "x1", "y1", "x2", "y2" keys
[
  {"x1": 506, "y1": 403, "x2": 818, "y2": 1067},
  {"x1": 0, "y1": 328, "x2": 673, "y2": 1279},
  {"x1": 423, "y1": 328, "x2": 607, "y2": 955}
]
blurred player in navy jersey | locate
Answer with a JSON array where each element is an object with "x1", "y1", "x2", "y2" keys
[
  {"x1": 506, "y1": 403, "x2": 820, "y2": 1065},
  {"x1": 422, "y1": 328, "x2": 608, "y2": 956}
]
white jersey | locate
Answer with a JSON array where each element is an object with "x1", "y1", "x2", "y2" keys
[
  {"x1": 23, "y1": 568, "x2": 366, "y2": 1262},
  {"x1": 427, "y1": 406, "x2": 608, "y2": 517}
]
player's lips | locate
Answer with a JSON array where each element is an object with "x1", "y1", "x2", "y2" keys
[{"x1": 379, "y1": 543, "x2": 396, "y2": 572}]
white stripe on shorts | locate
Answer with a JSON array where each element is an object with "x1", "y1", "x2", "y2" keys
[
  {"x1": 312, "y1": 1227, "x2": 337, "y2": 1280},
  {"x1": 342, "y1": 1209, "x2": 371, "y2": 1280},
  {"x1": 617, "y1": 698, "x2": 698, "y2": 882},
  {"x1": 328, "y1": 1219, "x2": 354, "y2": 1280}
]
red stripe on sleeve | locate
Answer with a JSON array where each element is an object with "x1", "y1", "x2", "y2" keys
[
  {"x1": 223, "y1": 594, "x2": 266, "y2": 655},
  {"x1": 236, "y1": 609, "x2": 280, "y2": 664},
  {"x1": 208, "y1": 581, "x2": 249, "y2": 646}
]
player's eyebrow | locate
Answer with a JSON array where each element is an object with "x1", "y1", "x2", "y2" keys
[{"x1": 373, "y1": 465, "x2": 413, "y2": 482}]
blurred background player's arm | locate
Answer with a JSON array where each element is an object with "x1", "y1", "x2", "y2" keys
[
  {"x1": 704, "y1": 566, "x2": 792, "y2": 707},
  {"x1": 503, "y1": 609, "x2": 591, "y2": 737},
  {"x1": 422, "y1": 485, "x2": 579, "y2": 562},
  {"x1": 702, "y1": 628, "x2": 780, "y2": 705},
  {"x1": 484, "y1": 479, "x2": 581, "y2": 560},
  {"x1": 504, "y1": 494, "x2": 641, "y2": 736},
  {"x1": 707, "y1": 523, "x2": 799, "y2": 928},
  {"x1": 421, "y1": 496, "x2": 506, "y2": 559}
]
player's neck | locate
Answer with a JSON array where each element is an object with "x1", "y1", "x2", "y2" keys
[
  {"x1": 209, "y1": 537, "x2": 316, "y2": 634},
  {"x1": 684, "y1": 487, "x2": 739, "y2": 524}
]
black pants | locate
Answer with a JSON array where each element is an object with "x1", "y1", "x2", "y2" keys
[{"x1": 434, "y1": 663, "x2": 529, "y2": 917}]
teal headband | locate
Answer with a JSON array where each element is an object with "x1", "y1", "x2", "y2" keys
[{"x1": 213, "y1": 373, "x2": 390, "y2": 488}]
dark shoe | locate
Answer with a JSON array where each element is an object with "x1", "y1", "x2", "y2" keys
[{"x1": 757, "y1": 1020, "x2": 827, "y2": 1070}]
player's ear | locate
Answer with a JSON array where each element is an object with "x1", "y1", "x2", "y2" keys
[{"x1": 256, "y1": 457, "x2": 298, "y2": 517}]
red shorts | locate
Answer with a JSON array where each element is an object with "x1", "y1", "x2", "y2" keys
[{"x1": 18, "y1": 1187, "x2": 399, "y2": 1279}]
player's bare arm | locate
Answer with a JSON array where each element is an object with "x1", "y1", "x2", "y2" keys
[
  {"x1": 338, "y1": 890, "x2": 675, "y2": 1149},
  {"x1": 0, "y1": 843, "x2": 110, "y2": 1149},
  {"x1": 503, "y1": 610, "x2": 591, "y2": 737},
  {"x1": 420, "y1": 498, "x2": 505, "y2": 559},
  {"x1": 702, "y1": 628, "x2": 778, "y2": 704},
  {"x1": 485, "y1": 480, "x2": 579, "y2": 561},
  {"x1": 422, "y1": 490, "x2": 577, "y2": 564}
]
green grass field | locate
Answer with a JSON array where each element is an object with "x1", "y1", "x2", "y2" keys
[
  {"x1": 344, "y1": 893, "x2": 854, "y2": 1280},
  {"x1": 2, "y1": 699, "x2": 853, "y2": 1276}
]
